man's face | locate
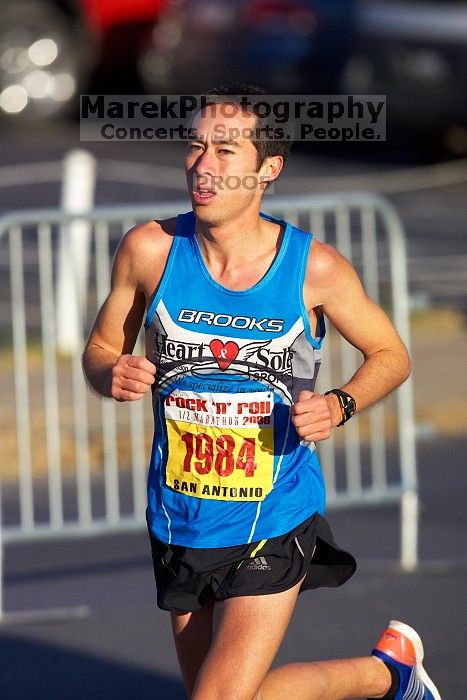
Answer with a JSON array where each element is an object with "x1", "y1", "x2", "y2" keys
[{"x1": 185, "y1": 104, "x2": 268, "y2": 226}]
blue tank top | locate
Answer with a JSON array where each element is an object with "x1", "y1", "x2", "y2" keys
[{"x1": 145, "y1": 211, "x2": 326, "y2": 547}]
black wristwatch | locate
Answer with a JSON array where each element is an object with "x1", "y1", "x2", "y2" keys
[{"x1": 324, "y1": 389, "x2": 356, "y2": 427}]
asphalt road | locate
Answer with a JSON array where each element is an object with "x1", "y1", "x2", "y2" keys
[{"x1": 1, "y1": 434, "x2": 466, "y2": 699}]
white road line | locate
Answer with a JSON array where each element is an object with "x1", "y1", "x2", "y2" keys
[
  {"x1": 0, "y1": 162, "x2": 61, "y2": 187},
  {"x1": 99, "y1": 160, "x2": 187, "y2": 190},
  {"x1": 284, "y1": 158, "x2": 467, "y2": 194}
]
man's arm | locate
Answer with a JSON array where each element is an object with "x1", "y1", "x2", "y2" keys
[
  {"x1": 291, "y1": 239, "x2": 411, "y2": 441},
  {"x1": 82, "y1": 221, "x2": 172, "y2": 400}
]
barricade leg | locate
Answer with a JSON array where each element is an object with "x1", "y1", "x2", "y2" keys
[{"x1": 401, "y1": 489, "x2": 419, "y2": 571}]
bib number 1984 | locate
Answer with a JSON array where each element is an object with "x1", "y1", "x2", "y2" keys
[{"x1": 181, "y1": 432, "x2": 256, "y2": 477}]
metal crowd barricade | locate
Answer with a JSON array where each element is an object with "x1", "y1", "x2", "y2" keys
[{"x1": 0, "y1": 193, "x2": 418, "y2": 623}]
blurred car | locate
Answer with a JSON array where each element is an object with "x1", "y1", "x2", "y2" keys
[
  {"x1": 342, "y1": 0, "x2": 467, "y2": 147},
  {"x1": 138, "y1": 0, "x2": 355, "y2": 95},
  {"x1": 0, "y1": 0, "x2": 168, "y2": 122}
]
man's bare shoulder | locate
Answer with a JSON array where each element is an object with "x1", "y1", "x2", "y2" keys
[
  {"x1": 307, "y1": 237, "x2": 349, "y2": 282},
  {"x1": 120, "y1": 217, "x2": 177, "y2": 255},
  {"x1": 303, "y1": 237, "x2": 359, "y2": 308},
  {"x1": 113, "y1": 217, "x2": 178, "y2": 290}
]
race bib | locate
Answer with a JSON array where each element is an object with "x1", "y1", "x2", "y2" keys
[{"x1": 164, "y1": 390, "x2": 274, "y2": 501}]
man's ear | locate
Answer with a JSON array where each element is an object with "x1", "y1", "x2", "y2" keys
[{"x1": 258, "y1": 155, "x2": 284, "y2": 183}]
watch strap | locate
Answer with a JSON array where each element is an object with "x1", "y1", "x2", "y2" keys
[{"x1": 324, "y1": 389, "x2": 356, "y2": 426}]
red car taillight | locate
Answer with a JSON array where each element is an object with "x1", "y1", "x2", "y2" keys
[{"x1": 243, "y1": 0, "x2": 317, "y2": 35}]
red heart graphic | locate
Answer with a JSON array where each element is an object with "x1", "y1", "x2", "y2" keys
[{"x1": 209, "y1": 339, "x2": 239, "y2": 370}]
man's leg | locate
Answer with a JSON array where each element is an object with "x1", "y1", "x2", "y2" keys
[
  {"x1": 258, "y1": 657, "x2": 391, "y2": 699},
  {"x1": 190, "y1": 579, "x2": 392, "y2": 700},
  {"x1": 171, "y1": 598, "x2": 215, "y2": 697},
  {"x1": 191, "y1": 579, "x2": 304, "y2": 700}
]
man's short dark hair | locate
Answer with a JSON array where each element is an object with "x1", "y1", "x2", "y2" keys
[{"x1": 205, "y1": 82, "x2": 293, "y2": 171}]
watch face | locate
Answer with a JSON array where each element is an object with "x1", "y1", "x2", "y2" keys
[
  {"x1": 343, "y1": 394, "x2": 356, "y2": 417},
  {"x1": 325, "y1": 389, "x2": 356, "y2": 424},
  {"x1": 349, "y1": 397, "x2": 356, "y2": 414}
]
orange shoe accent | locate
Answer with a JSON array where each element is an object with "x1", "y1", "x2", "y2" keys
[{"x1": 374, "y1": 628, "x2": 417, "y2": 666}]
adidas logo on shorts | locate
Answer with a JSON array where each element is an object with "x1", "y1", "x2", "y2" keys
[{"x1": 247, "y1": 556, "x2": 271, "y2": 571}]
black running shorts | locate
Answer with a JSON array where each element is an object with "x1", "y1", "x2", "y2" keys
[{"x1": 147, "y1": 513, "x2": 357, "y2": 613}]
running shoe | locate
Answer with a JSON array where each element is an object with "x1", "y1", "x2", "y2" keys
[{"x1": 370, "y1": 619, "x2": 441, "y2": 699}]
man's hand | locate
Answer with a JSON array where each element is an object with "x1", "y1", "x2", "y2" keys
[
  {"x1": 290, "y1": 390, "x2": 335, "y2": 442},
  {"x1": 111, "y1": 355, "x2": 156, "y2": 401}
]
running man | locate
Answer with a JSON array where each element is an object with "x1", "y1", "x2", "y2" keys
[{"x1": 83, "y1": 84, "x2": 441, "y2": 700}]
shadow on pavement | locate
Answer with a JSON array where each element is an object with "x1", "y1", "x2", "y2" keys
[{"x1": 0, "y1": 633, "x2": 186, "y2": 700}]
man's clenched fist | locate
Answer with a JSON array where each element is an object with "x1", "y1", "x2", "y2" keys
[
  {"x1": 111, "y1": 354, "x2": 156, "y2": 401},
  {"x1": 290, "y1": 390, "x2": 333, "y2": 442}
]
